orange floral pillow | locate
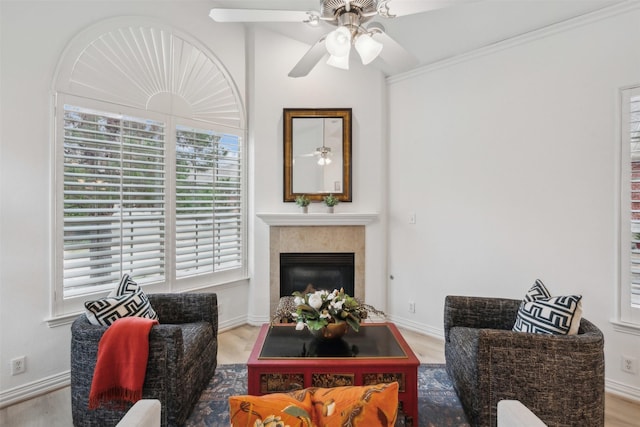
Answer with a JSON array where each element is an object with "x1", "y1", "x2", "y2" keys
[
  {"x1": 229, "y1": 391, "x2": 314, "y2": 427},
  {"x1": 309, "y1": 382, "x2": 398, "y2": 427}
]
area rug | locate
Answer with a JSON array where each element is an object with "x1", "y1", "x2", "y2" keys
[{"x1": 185, "y1": 363, "x2": 469, "y2": 426}]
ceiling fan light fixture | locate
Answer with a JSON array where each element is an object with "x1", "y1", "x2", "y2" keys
[
  {"x1": 325, "y1": 26, "x2": 352, "y2": 57},
  {"x1": 318, "y1": 156, "x2": 332, "y2": 165},
  {"x1": 327, "y1": 52, "x2": 350, "y2": 70},
  {"x1": 355, "y1": 33, "x2": 383, "y2": 64}
]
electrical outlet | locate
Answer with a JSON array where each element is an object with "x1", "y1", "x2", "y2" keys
[
  {"x1": 11, "y1": 356, "x2": 26, "y2": 375},
  {"x1": 409, "y1": 301, "x2": 416, "y2": 313},
  {"x1": 621, "y1": 356, "x2": 637, "y2": 374}
]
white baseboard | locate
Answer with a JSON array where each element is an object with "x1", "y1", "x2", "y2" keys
[
  {"x1": 606, "y1": 378, "x2": 640, "y2": 401},
  {"x1": 388, "y1": 315, "x2": 444, "y2": 339},
  {"x1": 218, "y1": 314, "x2": 249, "y2": 333},
  {"x1": 0, "y1": 370, "x2": 70, "y2": 409}
]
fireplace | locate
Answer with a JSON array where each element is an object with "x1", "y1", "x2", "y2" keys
[
  {"x1": 280, "y1": 252, "x2": 355, "y2": 297},
  {"x1": 267, "y1": 225, "x2": 366, "y2": 316}
]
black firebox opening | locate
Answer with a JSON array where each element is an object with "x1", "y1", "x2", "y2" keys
[{"x1": 280, "y1": 252, "x2": 355, "y2": 297}]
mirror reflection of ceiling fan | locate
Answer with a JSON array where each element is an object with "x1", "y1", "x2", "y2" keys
[{"x1": 209, "y1": 0, "x2": 478, "y2": 77}]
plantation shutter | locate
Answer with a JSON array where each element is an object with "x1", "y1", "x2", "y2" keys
[
  {"x1": 175, "y1": 125, "x2": 243, "y2": 277},
  {"x1": 627, "y1": 89, "x2": 640, "y2": 307},
  {"x1": 62, "y1": 105, "x2": 166, "y2": 293}
]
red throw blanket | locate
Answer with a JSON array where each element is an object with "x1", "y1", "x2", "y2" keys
[{"x1": 89, "y1": 317, "x2": 159, "y2": 409}]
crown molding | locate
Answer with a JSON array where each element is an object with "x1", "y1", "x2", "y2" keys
[{"x1": 388, "y1": 0, "x2": 640, "y2": 85}]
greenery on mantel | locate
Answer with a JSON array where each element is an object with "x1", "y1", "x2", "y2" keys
[{"x1": 295, "y1": 194, "x2": 310, "y2": 207}]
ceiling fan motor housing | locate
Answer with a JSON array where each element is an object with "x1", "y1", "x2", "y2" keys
[{"x1": 321, "y1": 0, "x2": 379, "y2": 22}]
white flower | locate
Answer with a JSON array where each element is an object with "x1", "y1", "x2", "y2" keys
[
  {"x1": 294, "y1": 296, "x2": 304, "y2": 305},
  {"x1": 320, "y1": 312, "x2": 331, "y2": 319},
  {"x1": 330, "y1": 300, "x2": 344, "y2": 310},
  {"x1": 308, "y1": 293, "x2": 323, "y2": 309},
  {"x1": 295, "y1": 321, "x2": 305, "y2": 330}
]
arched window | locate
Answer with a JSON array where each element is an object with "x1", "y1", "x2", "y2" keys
[{"x1": 52, "y1": 18, "x2": 246, "y2": 317}]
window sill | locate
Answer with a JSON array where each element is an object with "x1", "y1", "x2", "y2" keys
[
  {"x1": 611, "y1": 319, "x2": 640, "y2": 336},
  {"x1": 45, "y1": 311, "x2": 83, "y2": 328}
]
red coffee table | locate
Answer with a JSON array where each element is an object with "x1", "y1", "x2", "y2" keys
[{"x1": 247, "y1": 322, "x2": 419, "y2": 423}]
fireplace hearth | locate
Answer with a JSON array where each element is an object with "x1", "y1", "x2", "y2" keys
[{"x1": 280, "y1": 252, "x2": 355, "y2": 297}]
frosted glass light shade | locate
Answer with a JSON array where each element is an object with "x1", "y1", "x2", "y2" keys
[
  {"x1": 326, "y1": 27, "x2": 352, "y2": 57},
  {"x1": 355, "y1": 34, "x2": 383, "y2": 65},
  {"x1": 327, "y1": 53, "x2": 350, "y2": 70},
  {"x1": 318, "y1": 156, "x2": 332, "y2": 165}
]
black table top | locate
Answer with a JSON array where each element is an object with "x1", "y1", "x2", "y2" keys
[{"x1": 259, "y1": 324, "x2": 408, "y2": 359}]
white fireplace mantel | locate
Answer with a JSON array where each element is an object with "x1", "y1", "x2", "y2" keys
[{"x1": 257, "y1": 212, "x2": 378, "y2": 227}]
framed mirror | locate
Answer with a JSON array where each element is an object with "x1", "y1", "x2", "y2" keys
[{"x1": 284, "y1": 108, "x2": 352, "y2": 202}]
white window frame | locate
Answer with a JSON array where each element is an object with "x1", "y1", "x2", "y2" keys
[
  {"x1": 53, "y1": 94, "x2": 247, "y2": 318},
  {"x1": 617, "y1": 85, "x2": 640, "y2": 331}
]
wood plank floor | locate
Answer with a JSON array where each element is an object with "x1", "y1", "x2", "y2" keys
[{"x1": 1, "y1": 324, "x2": 639, "y2": 426}]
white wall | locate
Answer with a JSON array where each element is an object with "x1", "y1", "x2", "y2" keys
[
  {"x1": 387, "y1": 5, "x2": 640, "y2": 396},
  {"x1": 0, "y1": 0, "x2": 250, "y2": 405}
]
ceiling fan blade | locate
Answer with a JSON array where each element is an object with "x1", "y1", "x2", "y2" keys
[
  {"x1": 209, "y1": 8, "x2": 311, "y2": 23},
  {"x1": 288, "y1": 36, "x2": 328, "y2": 78},
  {"x1": 373, "y1": 29, "x2": 418, "y2": 73},
  {"x1": 382, "y1": 0, "x2": 480, "y2": 17}
]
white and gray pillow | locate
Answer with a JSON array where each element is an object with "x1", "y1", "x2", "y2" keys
[
  {"x1": 513, "y1": 280, "x2": 582, "y2": 335},
  {"x1": 84, "y1": 274, "x2": 158, "y2": 326}
]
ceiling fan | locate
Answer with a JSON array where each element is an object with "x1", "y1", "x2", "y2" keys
[{"x1": 209, "y1": 0, "x2": 475, "y2": 77}]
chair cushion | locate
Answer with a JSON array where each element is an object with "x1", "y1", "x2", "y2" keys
[
  {"x1": 84, "y1": 274, "x2": 158, "y2": 326},
  {"x1": 513, "y1": 280, "x2": 582, "y2": 335}
]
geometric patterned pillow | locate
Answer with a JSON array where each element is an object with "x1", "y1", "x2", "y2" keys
[
  {"x1": 523, "y1": 279, "x2": 552, "y2": 302},
  {"x1": 84, "y1": 274, "x2": 159, "y2": 326},
  {"x1": 513, "y1": 294, "x2": 582, "y2": 335},
  {"x1": 309, "y1": 382, "x2": 398, "y2": 427}
]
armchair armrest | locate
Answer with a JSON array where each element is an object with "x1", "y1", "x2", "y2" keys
[{"x1": 444, "y1": 296, "x2": 520, "y2": 342}]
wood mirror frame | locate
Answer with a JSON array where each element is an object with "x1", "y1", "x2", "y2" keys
[{"x1": 283, "y1": 108, "x2": 352, "y2": 202}]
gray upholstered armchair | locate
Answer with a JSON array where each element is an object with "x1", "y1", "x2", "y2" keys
[
  {"x1": 71, "y1": 293, "x2": 218, "y2": 427},
  {"x1": 444, "y1": 295, "x2": 604, "y2": 427}
]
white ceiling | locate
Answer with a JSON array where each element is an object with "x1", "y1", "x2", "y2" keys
[{"x1": 209, "y1": 0, "x2": 628, "y2": 75}]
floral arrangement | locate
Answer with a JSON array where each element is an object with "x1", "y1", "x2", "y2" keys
[
  {"x1": 322, "y1": 194, "x2": 339, "y2": 207},
  {"x1": 288, "y1": 288, "x2": 384, "y2": 333}
]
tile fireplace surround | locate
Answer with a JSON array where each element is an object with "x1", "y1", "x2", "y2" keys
[{"x1": 257, "y1": 213, "x2": 378, "y2": 315}]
